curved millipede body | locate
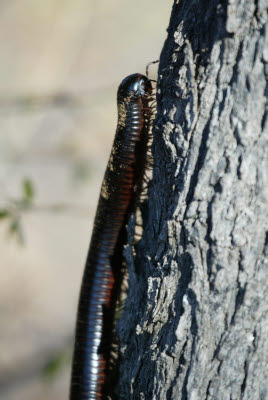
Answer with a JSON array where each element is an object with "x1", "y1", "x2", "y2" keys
[{"x1": 70, "y1": 73, "x2": 153, "y2": 400}]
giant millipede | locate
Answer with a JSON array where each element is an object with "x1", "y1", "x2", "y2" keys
[{"x1": 70, "y1": 73, "x2": 154, "y2": 399}]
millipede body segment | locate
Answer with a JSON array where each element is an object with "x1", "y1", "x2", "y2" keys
[{"x1": 70, "y1": 73, "x2": 153, "y2": 400}]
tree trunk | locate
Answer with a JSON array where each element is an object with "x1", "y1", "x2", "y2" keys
[{"x1": 117, "y1": 1, "x2": 268, "y2": 399}]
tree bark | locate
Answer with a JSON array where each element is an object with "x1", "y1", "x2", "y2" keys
[{"x1": 117, "y1": 1, "x2": 268, "y2": 399}]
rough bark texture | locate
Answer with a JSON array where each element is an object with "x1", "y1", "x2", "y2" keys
[{"x1": 117, "y1": 1, "x2": 268, "y2": 399}]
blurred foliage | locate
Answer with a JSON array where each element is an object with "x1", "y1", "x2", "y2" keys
[
  {"x1": 22, "y1": 178, "x2": 35, "y2": 201},
  {"x1": 42, "y1": 347, "x2": 72, "y2": 381},
  {"x1": 0, "y1": 175, "x2": 91, "y2": 246},
  {"x1": 72, "y1": 159, "x2": 92, "y2": 183},
  {"x1": 0, "y1": 178, "x2": 35, "y2": 245}
]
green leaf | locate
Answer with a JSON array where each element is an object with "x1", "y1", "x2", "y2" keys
[
  {"x1": 42, "y1": 349, "x2": 71, "y2": 380},
  {"x1": 0, "y1": 209, "x2": 10, "y2": 219},
  {"x1": 9, "y1": 217, "x2": 24, "y2": 245},
  {"x1": 22, "y1": 178, "x2": 34, "y2": 203}
]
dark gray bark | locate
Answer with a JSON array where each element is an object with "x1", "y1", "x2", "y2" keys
[{"x1": 117, "y1": 1, "x2": 268, "y2": 399}]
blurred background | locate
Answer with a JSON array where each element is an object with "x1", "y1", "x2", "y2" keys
[{"x1": 0, "y1": 1, "x2": 172, "y2": 399}]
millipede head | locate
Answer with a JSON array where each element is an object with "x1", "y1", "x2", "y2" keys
[{"x1": 117, "y1": 73, "x2": 152, "y2": 100}]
